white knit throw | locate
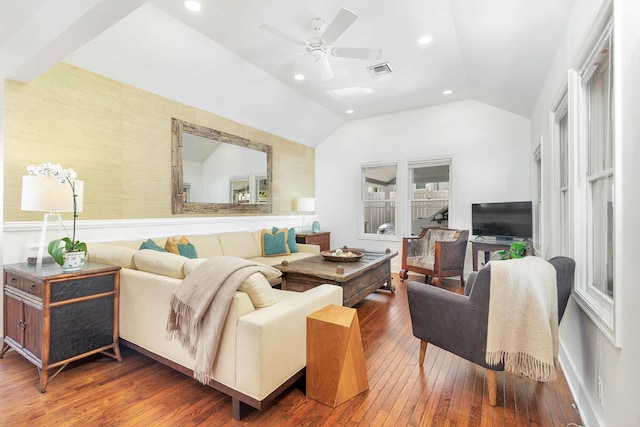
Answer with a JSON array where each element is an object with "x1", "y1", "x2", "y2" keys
[
  {"x1": 485, "y1": 256, "x2": 558, "y2": 382},
  {"x1": 166, "y1": 256, "x2": 281, "y2": 385}
]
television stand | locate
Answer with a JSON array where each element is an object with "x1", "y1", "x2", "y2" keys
[{"x1": 471, "y1": 238, "x2": 512, "y2": 271}]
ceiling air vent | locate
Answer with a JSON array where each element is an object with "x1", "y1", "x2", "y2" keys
[{"x1": 368, "y1": 62, "x2": 393, "y2": 76}]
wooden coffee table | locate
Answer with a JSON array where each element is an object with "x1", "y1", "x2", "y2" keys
[{"x1": 277, "y1": 248, "x2": 397, "y2": 307}]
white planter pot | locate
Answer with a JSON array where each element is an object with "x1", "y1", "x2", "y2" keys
[{"x1": 62, "y1": 250, "x2": 85, "y2": 271}]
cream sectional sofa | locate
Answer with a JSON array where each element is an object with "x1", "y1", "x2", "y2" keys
[{"x1": 86, "y1": 230, "x2": 342, "y2": 420}]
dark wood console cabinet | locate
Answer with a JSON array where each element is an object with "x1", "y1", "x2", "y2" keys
[
  {"x1": 296, "y1": 231, "x2": 331, "y2": 252},
  {"x1": 1, "y1": 262, "x2": 122, "y2": 392}
]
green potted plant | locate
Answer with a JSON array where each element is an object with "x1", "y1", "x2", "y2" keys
[
  {"x1": 495, "y1": 241, "x2": 528, "y2": 260},
  {"x1": 26, "y1": 163, "x2": 86, "y2": 270}
]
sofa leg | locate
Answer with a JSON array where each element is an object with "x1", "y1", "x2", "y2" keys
[
  {"x1": 419, "y1": 340, "x2": 427, "y2": 366},
  {"x1": 231, "y1": 398, "x2": 254, "y2": 420},
  {"x1": 486, "y1": 369, "x2": 497, "y2": 406}
]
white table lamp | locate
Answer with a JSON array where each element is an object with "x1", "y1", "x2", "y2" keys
[
  {"x1": 21, "y1": 175, "x2": 84, "y2": 268},
  {"x1": 296, "y1": 197, "x2": 315, "y2": 231}
]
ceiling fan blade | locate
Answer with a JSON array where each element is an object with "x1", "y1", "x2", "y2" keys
[
  {"x1": 258, "y1": 24, "x2": 307, "y2": 46},
  {"x1": 321, "y1": 8, "x2": 357, "y2": 43},
  {"x1": 319, "y1": 56, "x2": 334, "y2": 81},
  {"x1": 333, "y1": 46, "x2": 382, "y2": 61}
]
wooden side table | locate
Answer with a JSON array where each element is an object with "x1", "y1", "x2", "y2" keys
[
  {"x1": 296, "y1": 231, "x2": 331, "y2": 252},
  {"x1": 306, "y1": 304, "x2": 368, "y2": 407},
  {"x1": 1, "y1": 262, "x2": 122, "y2": 392}
]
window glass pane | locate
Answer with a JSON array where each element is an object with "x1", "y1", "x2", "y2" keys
[
  {"x1": 409, "y1": 163, "x2": 449, "y2": 236},
  {"x1": 559, "y1": 113, "x2": 569, "y2": 188},
  {"x1": 560, "y1": 190, "x2": 571, "y2": 255},
  {"x1": 590, "y1": 176, "x2": 614, "y2": 298},
  {"x1": 362, "y1": 165, "x2": 397, "y2": 235},
  {"x1": 588, "y1": 49, "x2": 614, "y2": 174}
]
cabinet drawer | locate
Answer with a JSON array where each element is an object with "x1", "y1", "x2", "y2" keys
[
  {"x1": 50, "y1": 273, "x2": 115, "y2": 302},
  {"x1": 5, "y1": 273, "x2": 43, "y2": 298}
]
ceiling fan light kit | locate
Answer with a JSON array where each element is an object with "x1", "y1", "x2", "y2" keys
[{"x1": 259, "y1": 8, "x2": 383, "y2": 81}]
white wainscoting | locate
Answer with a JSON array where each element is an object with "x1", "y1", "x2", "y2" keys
[{"x1": 2, "y1": 215, "x2": 316, "y2": 264}]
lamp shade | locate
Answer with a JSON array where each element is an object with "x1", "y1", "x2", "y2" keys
[
  {"x1": 21, "y1": 175, "x2": 84, "y2": 213},
  {"x1": 296, "y1": 197, "x2": 315, "y2": 212}
]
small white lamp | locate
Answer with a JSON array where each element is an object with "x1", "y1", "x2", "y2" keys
[
  {"x1": 21, "y1": 175, "x2": 84, "y2": 268},
  {"x1": 296, "y1": 197, "x2": 315, "y2": 231}
]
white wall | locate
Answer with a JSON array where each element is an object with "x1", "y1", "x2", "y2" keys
[
  {"x1": 316, "y1": 99, "x2": 531, "y2": 272},
  {"x1": 530, "y1": 0, "x2": 640, "y2": 425}
]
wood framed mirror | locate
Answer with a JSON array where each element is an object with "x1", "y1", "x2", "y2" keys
[{"x1": 171, "y1": 118, "x2": 272, "y2": 214}]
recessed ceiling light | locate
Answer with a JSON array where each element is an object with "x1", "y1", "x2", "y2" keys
[
  {"x1": 443, "y1": 89, "x2": 453, "y2": 95},
  {"x1": 418, "y1": 35, "x2": 433, "y2": 45},
  {"x1": 294, "y1": 74, "x2": 305, "y2": 81},
  {"x1": 183, "y1": 0, "x2": 201, "y2": 12},
  {"x1": 346, "y1": 109, "x2": 355, "y2": 114}
]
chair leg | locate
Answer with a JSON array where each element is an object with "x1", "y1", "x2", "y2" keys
[
  {"x1": 486, "y1": 369, "x2": 497, "y2": 406},
  {"x1": 419, "y1": 340, "x2": 427, "y2": 366},
  {"x1": 399, "y1": 270, "x2": 408, "y2": 282}
]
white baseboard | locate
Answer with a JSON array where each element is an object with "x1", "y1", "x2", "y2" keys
[{"x1": 558, "y1": 339, "x2": 601, "y2": 427}]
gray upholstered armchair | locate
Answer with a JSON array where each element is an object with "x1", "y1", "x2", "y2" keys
[
  {"x1": 406, "y1": 256, "x2": 575, "y2": 406},
  {"x1": 399, "y1": 228, "x2": 469, "y2": 286}
]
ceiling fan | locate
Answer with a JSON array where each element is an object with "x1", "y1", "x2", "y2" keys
[{"x1": 259, "y1": 8, "x2": 382, "y2": 81}]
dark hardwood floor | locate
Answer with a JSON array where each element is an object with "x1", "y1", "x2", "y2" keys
[{"x1": 0, "y1": 274, "x2": 583, "y2": 426}]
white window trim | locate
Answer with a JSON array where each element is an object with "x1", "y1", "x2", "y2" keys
[
  {"x1": 358, "y1": 161, "x2": 402, "y2": 241},
  {"x1": 568, "y1": 10, "x2": 619, "y2": 346},
  {"x1": 408, "y1": 157, "x2": 452, "y2": 236},
  {"x1": 550, "y1": 86, "x2": 572, "y2": 257},
  {"x1": 532, "y1": 143, "x2": 542, "y2": 255},
  {"x1": 358, "y1": 157, "x2": 453, "y2": 241}
]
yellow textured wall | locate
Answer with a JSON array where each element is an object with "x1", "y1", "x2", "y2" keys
[{"x1": 3, "y1": 63, "x2": 315, "y2": 221}]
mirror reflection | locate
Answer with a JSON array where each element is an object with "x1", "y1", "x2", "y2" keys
[
  {"x1": 172, "y1": 118, "x2": 272, "y2": 214},
  {"x1": 182, "y1": 133, "x2": 267, "y2": 204}
]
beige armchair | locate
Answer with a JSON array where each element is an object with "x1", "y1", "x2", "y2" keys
[{"x1": 399, "y1": 228, "x2": 469, "y2": 286}]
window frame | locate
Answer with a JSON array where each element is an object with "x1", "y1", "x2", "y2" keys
[
  {"x1": 552, "y1": 89, "x2": 572, "y2": 257},
  {"x1": 569, "y1": 13, "x2": 618, "y2": 346},
  {"x1": 407, "y1": 158, "x2": 452, "y2": 237},
  {"x1": 358, "y1": 162, "x2": 400, "y2": 240},
  {"x1": 532, "y1": 143, "x2": 542, "y2": 254}
]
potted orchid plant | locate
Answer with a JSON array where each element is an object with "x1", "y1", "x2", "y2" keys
[{"x1": 26, "y1": 163, "x2": 87, "y2": 270}]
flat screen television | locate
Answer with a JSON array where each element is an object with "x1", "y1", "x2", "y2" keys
[{"x1": 471, "y1": 201, "x2": 533, "y2": 240}]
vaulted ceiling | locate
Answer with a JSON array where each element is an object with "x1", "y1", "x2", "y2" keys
[{"x1": 1, "y1": 0, "x2": 576, "y2": 146}]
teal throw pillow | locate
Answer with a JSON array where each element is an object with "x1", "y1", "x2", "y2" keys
[
  {"x1": 272, "y1": 227, "x2": 298, "y2": 253},
  {"x1": 262, "y1": 228, "x2": 290, "y2": 256},
  {"x1": 177, "y1": 242, "x2": 198, "y2": 259},
  {"x1": 287, "y1": 227, "x2": 298, "y2": 252},
  {"x1": 140, "y1": 239, "x2": 166, "y2": 252}
]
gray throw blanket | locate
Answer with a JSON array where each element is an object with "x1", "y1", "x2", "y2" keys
[{"x1": 166, "y1": 256, "x2": 281, "y2": 384}]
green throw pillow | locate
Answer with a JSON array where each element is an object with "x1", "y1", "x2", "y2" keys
[
  {"x1": 140, "y1": 239, "x2": 166, "y2": 252},
  {"x1": 272, "y1": 227, "x2": 298, "y2": 253},
  {"x1": 262, "y1": 228, "x2": 290, "y2": 256},
  {"x1": 177, "y1": 242, "x2": 198, "y2": 259}
]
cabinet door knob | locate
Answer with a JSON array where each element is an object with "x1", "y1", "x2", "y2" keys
[
  {"x1": 29, "y1": 283, "x2": 36, "y2": 292},
  {"x1": 10, "y1": 277, "x2": 17, "y2": 283},
  {"x1": 17, "y1": 320, "x2": 26, "y2": 329}
]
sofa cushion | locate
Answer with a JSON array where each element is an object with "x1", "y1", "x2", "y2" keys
[
  {"x1": 238, "y1": 272, "x2": 279, "y2": 308},
  {"x1": 87, "y1": 242, "x2": 137, "y2": 269},
  {"x1": 218, "y1": 232, "x2": 261, "y2": 259},
  {"x1": 140, "y1": 239, "x2": 167, "y2": 252},
  {"x1": 183, "y1": 234, "x2": 223, "y2": 258},
  {"x1": 261, "y1": 228, "x2": 290, "y2": 256},
  {"x1": 134, "y1": 249, "x2": 187, "y2": 279}
]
